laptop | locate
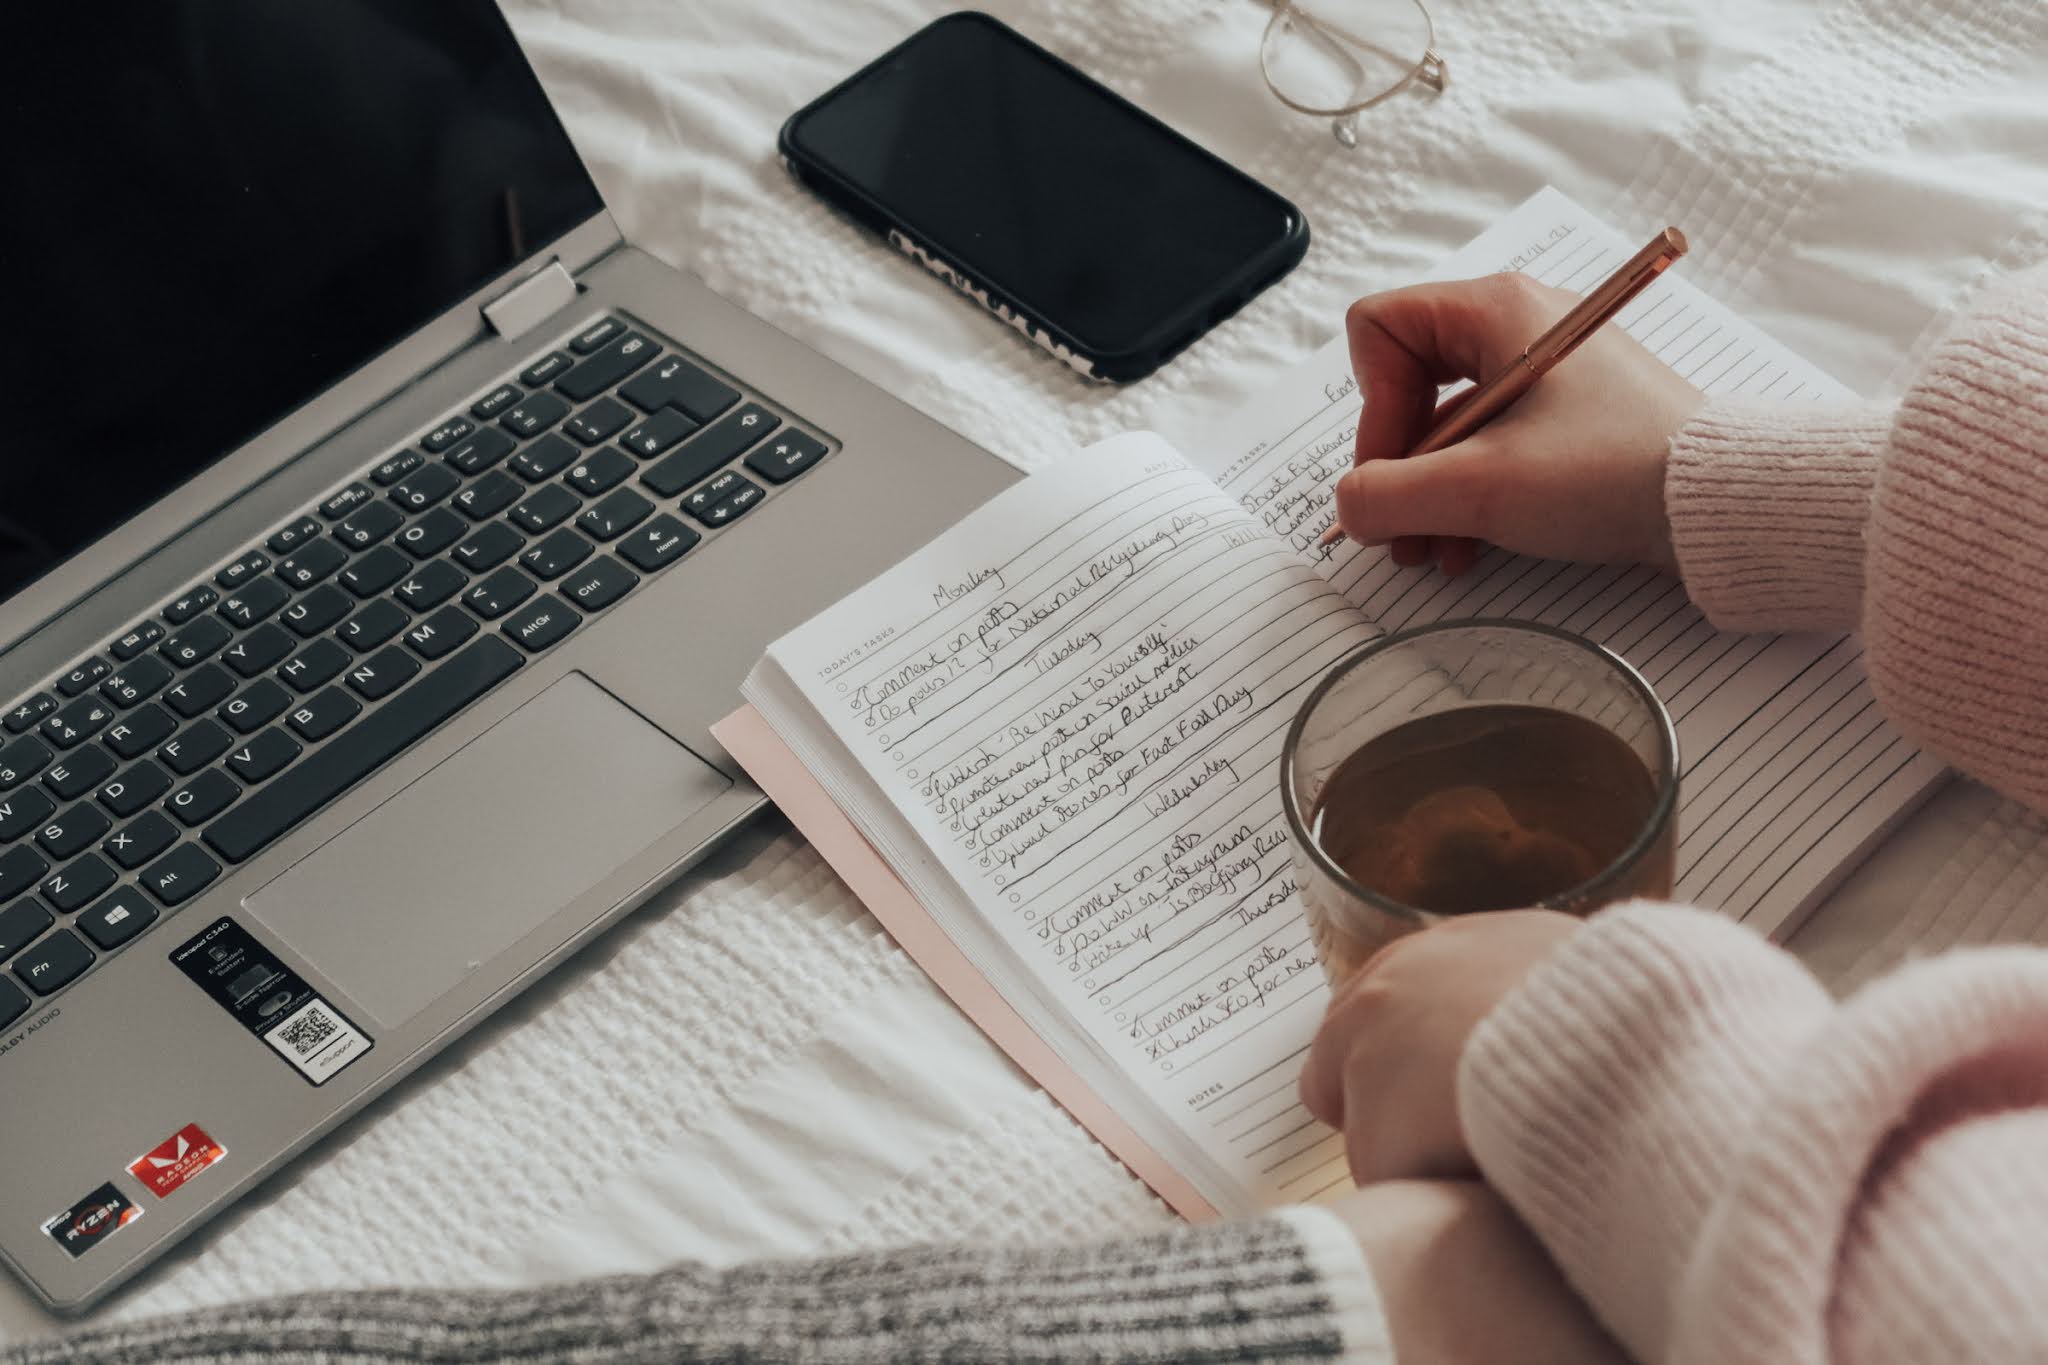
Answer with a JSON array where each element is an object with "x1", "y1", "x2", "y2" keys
[{"x1": 0, "y1": 2, "x2": 1015, "y2": 1313}]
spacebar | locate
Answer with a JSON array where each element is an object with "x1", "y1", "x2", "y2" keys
[{"x1": 204, "y1": 637, "x2": 523, "y2": 864}]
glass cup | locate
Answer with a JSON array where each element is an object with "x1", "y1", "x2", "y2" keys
[{"x1": 1280, "y1": 620, "x2": 1679, "y2": 985}]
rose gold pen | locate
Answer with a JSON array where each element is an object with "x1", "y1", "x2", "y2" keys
[{"x1": 1319, "y1": 226, "x2": 1689, "y2": 548}]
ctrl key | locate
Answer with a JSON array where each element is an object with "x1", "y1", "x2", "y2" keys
[
  {"x1": 0, "y1": 975, "x2": 25, "y2": 1029},
  {"x1": 12, "y1": 928, "x2": 93, "y2": 997}
]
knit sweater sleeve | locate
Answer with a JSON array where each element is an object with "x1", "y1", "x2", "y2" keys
[
  {"x1": 1457, "y1": 902, "x2": 2048, "y2": 1365},
  {"x1": 0, "y1": 1208, "x2": 1391, "y2": 1365},
  {"x1": 1664, "y1": 264, "x2": 2048, "y2": 810}
]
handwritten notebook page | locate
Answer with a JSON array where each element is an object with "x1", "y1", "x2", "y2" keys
[
  {"x1": 747, "y1": 435, "x2": 1367, "y2": 1213},
  {"x1": 1188, "y1": 186, "x2": 1947, "y2": 941}
]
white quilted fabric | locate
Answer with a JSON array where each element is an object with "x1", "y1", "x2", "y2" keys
[{"x1": 6, "y1": 0, "x2": 2048, "y2": 1343}]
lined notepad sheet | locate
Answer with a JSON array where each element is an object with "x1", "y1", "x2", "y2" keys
[{"x1": 1190, "y1": 186, "x2": 1947, "y2": 943}]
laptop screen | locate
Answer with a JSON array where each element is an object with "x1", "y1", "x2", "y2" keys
[{"x1": 0, "y1": 2, "x2": 604, "y2": 607}]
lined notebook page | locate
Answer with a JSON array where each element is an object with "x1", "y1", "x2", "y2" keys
[
  {"x1": 1190, "y1": 186, "x2": 1946, "y2": 942},
  {"x1": 749, "y1": 434, "x2": 1370, "y2": 1212}
]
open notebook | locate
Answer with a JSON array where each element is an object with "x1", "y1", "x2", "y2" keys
[{"x1": 719, "y1": 188, "x2": 1946, "y2": 1220}]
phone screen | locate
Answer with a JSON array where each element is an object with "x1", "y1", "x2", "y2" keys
[{"x1": 784, "y1": 14, "x2": 1304, "y2": 369}]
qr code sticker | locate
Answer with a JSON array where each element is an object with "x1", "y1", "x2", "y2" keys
[{"x1": 264, "y1": 996, "x2": 372, "y2": 1085}]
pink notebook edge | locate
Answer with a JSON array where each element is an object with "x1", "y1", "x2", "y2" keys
[{"x1": 711, "y1": 703, "x2": 1219, "y2": 1222}]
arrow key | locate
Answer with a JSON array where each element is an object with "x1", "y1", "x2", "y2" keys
[{"x1": 617, "y1": 514, "x2": 700, "y2": 573}]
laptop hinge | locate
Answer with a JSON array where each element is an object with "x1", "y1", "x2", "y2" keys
[{"x1": 482, "y1": 260, "x2": 578, "y2": 340}]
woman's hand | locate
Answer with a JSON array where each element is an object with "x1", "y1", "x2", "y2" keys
[
  {"x1": 1338, "y1": 273, "x2": 1706, "y2": 575},
  {"x1": 1301, "y1": 910, "x2": 1581, "y2": 1183}
]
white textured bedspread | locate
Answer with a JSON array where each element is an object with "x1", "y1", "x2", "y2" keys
[{"x1": 7, "y1": 0, "x2": 2048, "y2": 1341}]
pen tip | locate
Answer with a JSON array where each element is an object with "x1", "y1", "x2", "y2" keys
[{"x1": 1664, "y1": 227, "x2": 1689, "y2": 256}]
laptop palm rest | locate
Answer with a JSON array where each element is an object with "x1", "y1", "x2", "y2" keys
[{"x1": 244, "y1": 672, "x2": 728, "y2": 1030}]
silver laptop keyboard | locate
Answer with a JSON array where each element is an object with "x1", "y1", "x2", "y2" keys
[{"x1": 0, "y1": 316, "x2": 832, "y2": 1026}]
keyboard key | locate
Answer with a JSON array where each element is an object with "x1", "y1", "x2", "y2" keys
[
  {"x1": 697, "y1": 481, "x2": 765, "y2": 528},
  {"x1": 420, "y1": 415, "x2": 474, "y2": 452},
  {"x1": 162, "y1": 663, "x2": 235, "y2": 718},
  {"x1": 511, "y1": 433, "x2": 579, "y2": 482},
  {"x1": 569, "y1": 317, "x2": 623, "y2": 353},
  {"x1": 617, "y1": 515, "x2": 700, "y2": 572},
  {"x1": 680, "y1": 469, "x2": 752, "y2": 519},
  {"x1": 320, "y1": 482, "x2": 375, "y2": 520},
  {"x1": 510, "y1": 484, "x2": 580, "y2": 534},
  {"x1": 226, "y1": 728, "x2": 301, "y2": 784},
  {"x1": 159, "y1": 719, "x2": 233, "y2": 776},
  {"x1": 0, "y1": 736, "x2": 52, "y2": 789},
  {"x1": 206, "y1": 636, "x2": 523, "y2": 865},
  {"x1": 443, "y1": 426, "x2": 516, "y2": 476},
  {"x1": 370, "y1": 449, "x2": 425, "y2": 487},
  {"x1": 502, "y1": 390, "x2": 570, "y2": 438},
  {"x1": 215, "y1": 549, "x2": 271, "y2": 591},
  {"x1": 344, "y1": 646, "x2": 420, "y2": 701},
  {"x1": 745, "y1": 431, "x2": 831, "y2": 484},
  {"x1": 565, "y1": 396, "x2": 634, "y2": 445},
  {"x1": 218, "y1": 575, "x2": 290, "y2": 628},
  {"x1": 338, "y1": 599, "x2": 411, "y2": 652},
  {"x1": 455, "y1": 469, "x2": 523, "y2": 521},
  {"x1": 6, "y1": 694, "x2": 57, "y2": 734},
  {"x1": 219, "y1": 679, "x2": 291, "y2": 734},
  {"x1": 0, "y1": 977, "x2": 24, "y2": 1029},
  {"x1": 140, "y1": 843, "x2": 220, "y2": 907},
  {"x1": 57, "y1": 657, "x2": 111, "y2": 697},
  {"x1": 104, "y1": 810, "x2": 177, "y2": 870},
  {"x1": 402, "y1": 605, "x2": 479, "y2": 660},
  {"x1": 471, "y1": 383, "x2": 522, "y2": 420},
  {"x1": 576, "y1": 486, "x2": 654, "y2": 541},
  {"x1": 109, "y1": 620, "x2": 167, "y2": 661},
  {"x1": 42, "y1": 853, "x2": 115, "y2": 914},
  {"x1": 13, "y1": 929, "x2": 91, "y2": 996},
  {"x1": 389, "y1": 462, "x2": 461, "y2": 512},
  {"x1": 555, "y1": 331, "x2": 657, "y2": 401},
  {"x1": 398, "y1": 505, "x2": 467, "y2": 559},
  {"x1": 266, "y1": 515, "x2": 324, "y2": 554},
  {"x1": 640, "y1": 403, "x2": 779, "y2": 496},
  {"x1": 453, "y1": 521, "x2": 526, "y2": 572},
  {"x1": 560, "y1": 556, "x2": 638, "y2": 612},
  {"x1": 617, "y1": 407, "x2": 696, "y2": 459},
  {"x1": 0, "y1": 787, "x2": 55, "y2": 842},
  {"x1": 276, "y1": 539, "x2": 347, "y2": 590},
  {"x1": 221, "y1": 623, "x2": 294, "y2": 679},
  {"x1": 0, "y1": 898, "x2": 52, "y2": 960},
  {"x1": 567, "y1": 446, "x2": 636, "y2": 496},
  {"x1": 287, "y1": 687, "x2": 361, "y2": 742},
  {"x1": 37, "y1": 803, "x2": 111, "y2": 860},
  {"x1": 519, "y1": 529, "x2": 594, "y2": 581},
  {"x1": 282, "y1": 582, "x2": 354, "y2": 637},
  {"x1": 521, "y1": 351, "x2": 571, "y2": 386},
  {"x1": 335, "y1": 500, "x2": 404, "y2": 550},
  {"x1": 42, "y1": 696, "x2": 115, "y2": 749},
  {"x1": 503, "y1": 595, "x2": 580, "y2": 653},
  {"x1": 98, "y1": 760, "x2": 171, "y2": 818},
  {"x1": 0, "y1": 846, "x2": 50, "y2": 903},
  {"x1": 44, "y1": 746, "x2": 115, "y2": 801},
  {"x1": 462, "y1": 567, "x2": 538, "y2": 621},
  {"x1": 77, "y1": 887, "x2": 156, "y2": 951},
  {"x1": 103, "y1": 704, "x2": 176, "y2": 760},
  {"x1": 162, "y1": 586, "x2": 219, "y2": 625},
  {"x1": 340, "y1": 544, "x2": 411, "y2": 598},
  {"x1": 161, "y1": 615, "x2": 233, "y2": 667},
  {"x1": 279, "y1": 638, "x2": 352, "y2": 693},
  {"x1": 168, "y1": 769, "x2": 239, "y2": 826},
  {"x1": 620, "y1": 353, "x2": 740, "y2": 423},
  {"x1": 392, "y1": 559, "x2": 467, "y2": 611}
]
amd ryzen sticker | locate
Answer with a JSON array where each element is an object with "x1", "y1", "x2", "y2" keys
[
  {"x1": 42, "y1": 1183, "x2": 141, "y2": 1259},
  {"x1": 128, "y1": 1123, "x2": 227, "y2": 1200}
]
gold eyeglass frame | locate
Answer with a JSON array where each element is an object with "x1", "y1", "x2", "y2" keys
[{"x1": 1259, "y1": 0, "x2": 1447, "y2": 146}]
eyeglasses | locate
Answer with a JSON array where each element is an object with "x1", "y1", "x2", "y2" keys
[{"x1": 1259, "y1": 0, "x2": 1447, "y2": 147}]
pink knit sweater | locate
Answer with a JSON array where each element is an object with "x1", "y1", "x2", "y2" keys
[{"x1": 1457, "y1": 265, "x2": 2048, "y2": 1364}]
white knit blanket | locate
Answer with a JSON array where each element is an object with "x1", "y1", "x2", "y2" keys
[{"x1": 8, "y1": 0, "x2": 2048, "y2": 1341}]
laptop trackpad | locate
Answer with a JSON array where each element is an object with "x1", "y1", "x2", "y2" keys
[{"x1": 244, "y1": 672, "x2": 729, "y2": 1030}]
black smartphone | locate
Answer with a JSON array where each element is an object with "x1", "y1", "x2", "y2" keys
[{"x1": 779, "y1": 12, "x2": 1309, "y2": 383}]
